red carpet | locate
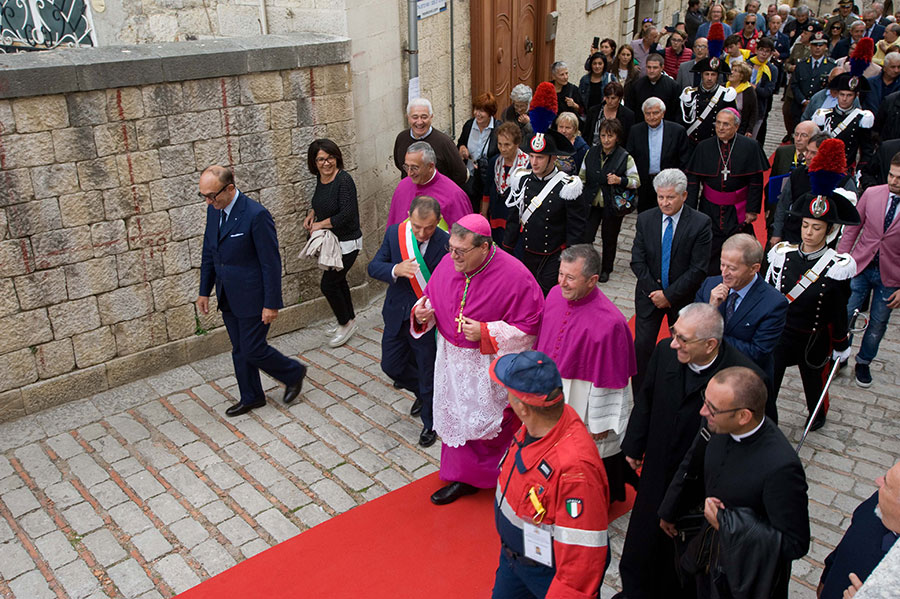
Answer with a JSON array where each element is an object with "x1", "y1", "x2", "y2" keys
[
  {"x1": 178, "y1": 472, "x2": 634, "y2": 599},
  {"x1": 180, "y1": 167, "x2": 775, "y2": 599}
]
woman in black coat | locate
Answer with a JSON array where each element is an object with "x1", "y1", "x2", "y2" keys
[{"x1": 579, "y1": 118, "x2": 640, "y2": 280}]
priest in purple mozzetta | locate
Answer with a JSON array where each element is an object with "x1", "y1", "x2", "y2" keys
[
  {"x1": 387, "y1": 141, "x2": 472, "y2": 231},
  {"x1": 535, "y1": 244, "x2": 638, "y2": 503},
  {"x1": 412, "y1": 214, "x2": 544, "y2": 505}
]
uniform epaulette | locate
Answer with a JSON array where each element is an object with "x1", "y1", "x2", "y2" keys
[
  {"x1": 765, "y1": 241, "x2": 794, "y2": 283},
  {"x1": 812, "y1": 109, "x2": 828, "y2": 126},
  {"x1": 722, "y1": 87, "x2": 738, "y2": 102},
  {"x1": 774, "y1": 241, "x2": 798, "y2": 254},
  {"x1": 509, "y1": 167, "x2": 531, "y2": 193},
  {"x1": 826, "y1": 253, "x2": 857, "y2": 280},
  {"x1": 860, "y1": 110, "x2": 875, "y2": 128},
  {"x1": 559, "y1": 174, "x2": 584, "y2": 200},
  {"x1": 680, "y1": 87, "x2": 697, "y2": 102}
]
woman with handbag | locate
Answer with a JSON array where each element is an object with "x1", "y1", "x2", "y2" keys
[
  {"x1": 578, "y1": 118, "x2": 640, "y2": 282},
  {"x1": 457, "y1": 92, "x2": 500, "y2": 213}
]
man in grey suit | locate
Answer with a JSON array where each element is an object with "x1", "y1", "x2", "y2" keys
[
  {"x1": 676, "y1": 37, "x2": 708, "y2": 90},
  {"x1": 631, "y1": 168, "x2": 712, "y2": 392}
]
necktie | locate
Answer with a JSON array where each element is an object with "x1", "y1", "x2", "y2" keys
[
  {"x1": 813, "y1": 59, "x2": 819, "y2": 70},
  {"x1": 725, "y1": 292, "x2": 738, "y2": 321},
  {"x1": 220, "y1": 210, "x2": 227, "y2": 230},
  {"x1": 884, "y1": 194, "x2": 899, "y2": 233},
  {"x1": 661, "y1": 216, "x2": 673, "y2": 289}
]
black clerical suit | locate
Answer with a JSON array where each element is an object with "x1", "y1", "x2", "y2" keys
[
  {"x1": 619, "y1": 341, "x2": 762, "y2": 599},
  {"x1": 686, "y1": 134, "x2": 769, "y2": 274},
  {"x1": 625, "y1": 74, "x2": 680, "y2": 124},
  {"x1": 630, "y1": 205, "x2": 712, "y2": 392},
  {"x1": 659, "y1": 418, "x2": 810, "y2": 599},
  {"x1": 626, "y1": 120, "x2": 690, "y2": 213}
]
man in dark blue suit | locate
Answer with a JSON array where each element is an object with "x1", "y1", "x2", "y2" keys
[
  {"x1": 818, "y1": 459, "x2": 900, "y2": 598},
  {"x1": 367, "y1": 196, "x2": 449, "y2": 447},
  {"x1": 197, "y1": 166, "x2": 307, "y2": 417},
  {"x1": 695, "y1": 233, "x2": 787, "y2": 419}
]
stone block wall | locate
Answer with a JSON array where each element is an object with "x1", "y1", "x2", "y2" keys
[{"x1": 0, "y1": 33, "x2": 375, "y2": 422}]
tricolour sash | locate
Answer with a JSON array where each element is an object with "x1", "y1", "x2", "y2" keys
[{"x1": 399, "y1": 219, "x2": 431, "y2": 298}]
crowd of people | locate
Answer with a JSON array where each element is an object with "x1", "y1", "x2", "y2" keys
[{"x1": 192, "y1": 1, "x2": 900, "y2": 598}]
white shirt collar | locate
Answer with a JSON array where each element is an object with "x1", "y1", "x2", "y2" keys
[
  {"x1": 687, "y1": 353, "x2": 718, "y2": 373},
  {"x1": 410, "y1": 126, "x2": 434, "y2": 140},
  {"x1": 223, "y1": 188, "x2": 239, "y2": 217},
  {"x1": 731, "y1": 416, "x2": 765, "y2": 442},
  {"x1": 662, "y1": 205, "x2": 685, "y2": 229}
]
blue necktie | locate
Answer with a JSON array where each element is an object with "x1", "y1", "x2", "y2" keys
[
  {"x1": 725, "y1": 292, "x2": 738, "y2": 321},
  {"x1": 884, "y1": 194, "x2": 899, "y2": 233},
  {"x1": 220, "y1": 210, "x2": 227, "y2": 230},
  {"x1": 661, "y1": 216, "x2": 673, "y2": 289}
]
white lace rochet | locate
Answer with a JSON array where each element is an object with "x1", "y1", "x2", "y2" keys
[{"x1": 431, "y1": 321, "x2": 535, "y2": 447}]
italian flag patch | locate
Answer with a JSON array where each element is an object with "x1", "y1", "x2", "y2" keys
[{"x1": 566, "y1": 498, "x2": 583, "y2": 518}]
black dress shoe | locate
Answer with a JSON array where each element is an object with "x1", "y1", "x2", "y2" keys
[
  {"x1": 430, "y1": 481, "x2": 479, "y2": 505},
  {"x1": 225, "y1": 399, "x2": 266, "y2": 417},
  {"x1": 410, "y1": 397, "x2": 423, "y2": 416},
  {"x1": 392, "y1": 380, "x2": 403, "y2": 389},
  {"x1": 419, "y1": 428, "x2": 437, "y2": 448},
  {"x1": 808, "y1": 411, "x2": 827, "y2": 432},
  {"x1": 599, "y1": 272, "x2": 610, "y2": 283},
  {"x1": 283, "y1": 364, "x2": 308, "y2": 404}
]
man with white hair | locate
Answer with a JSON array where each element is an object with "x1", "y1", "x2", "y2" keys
[
  {"x1": 862, "y1": 7, "x2": 886, "y2": 41},
  {"x1": 831, "y1": 19, "x2": 866, "y2": 60},
  {"x1": 783, "y1": 4, "x2": 810, "y2": 42},
  {"x1": 873, "y1": 2, "x2": 891, "y2": 26},
  {"x1": 626, "y1": 97, "x2": 689, "y2": 213},
  {"x1": 393, "y1": 97, "x2": 468, "y2": 188}
]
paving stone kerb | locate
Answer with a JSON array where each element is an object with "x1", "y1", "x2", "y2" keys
[{"x1": 0, "y1": 33, "x2": 383, "y2": 422}]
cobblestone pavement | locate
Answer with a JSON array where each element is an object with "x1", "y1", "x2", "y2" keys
[{"x1": 1, "y1": 99, "x2": 898, "y2": 598}]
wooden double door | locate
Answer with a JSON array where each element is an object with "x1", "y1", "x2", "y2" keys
[{"x1": 471, "y1": 0, "x2": 556, "y2": 108}]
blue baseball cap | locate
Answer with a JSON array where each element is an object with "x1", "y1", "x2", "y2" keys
[{"x1": 489, "y1": 351, "x2": 564, "y2": 406}]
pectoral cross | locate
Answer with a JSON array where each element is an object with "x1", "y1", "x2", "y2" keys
[
  {"x1": 455, "y1": 310, "x2": 465, "y2": 333},
  {"x1": 721, "y1": 166, "x2": 730, "y2": 182}
]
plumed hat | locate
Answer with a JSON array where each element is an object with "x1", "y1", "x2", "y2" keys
[
  {"x1": 691, "y1": 55, "x2": 732, "y2": 74},
  {"x1": 707, "y1": 21, "x2": 726, "y2": 58},
  {"x1": 789, "y1": 139, "x2": 860, "y2": 225},
  {"x1": 528, "y1": 81, "x2": 558, "y2": 135}
]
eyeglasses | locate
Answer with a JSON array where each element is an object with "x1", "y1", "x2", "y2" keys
[
  {"x1": 315, "y1": 155, "x2": 336, "y2": 165},
  {"x1": 643, "y1": 17, "x2": 654, "y2": 23},
  {"x1": 402, "y1": 164, "x2": 422, "y2": 174},
  {"x1": 198, "y1": 182, "x2": 229, "y2": 201},
  {"x1": 445, "y1": 243, "x2": 479, "y2": 257},
  {"x1": 701, "y1": 390, "x2": 755, "y2": 417},
  {"x1": 668, "y1": 325, "x2": 706, "y2": 345}
]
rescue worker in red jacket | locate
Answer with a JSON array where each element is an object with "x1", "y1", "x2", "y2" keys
[{"x1": 489, "y1": 350, "x2": 610, "y2": 599}]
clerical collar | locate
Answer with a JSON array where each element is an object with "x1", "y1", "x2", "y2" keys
[
  {"x1": 410, "y1": 127, "x2": 433, "y2": 140},
  {"x1": 688, "y1": 351, "x2": 718, "y2": 373},
  {"x1": 567, "y1": 286, "x2": 598, "y2": 306},
  {"x1": 420, "y1": 169, "x2": 437, "y2": 186},
  {"x1": 731, "y1": 416, "x2": 765, "y2": 442},
  {"x1": 799, "y1": 244, "x2": 828, "y2": 260}
]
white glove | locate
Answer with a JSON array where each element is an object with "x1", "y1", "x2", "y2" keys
[{"x1": 832, "y1": 347, "x2": 851, "y2": 362}]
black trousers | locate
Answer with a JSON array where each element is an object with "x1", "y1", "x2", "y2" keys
[
  {"x1": 584, "y1": 205, "x2": 625, "y2": 275},
  {"x1": 221, "y1": 296, "x2": 305, "y2": 406},
  {"x1": 381, "y1": 324, "x2": 437, "y2": 430},
  {"x1": 522, "y1": 250, "x2": 561, "y2": 296},
  {"x1": 637, "y1": 175, "x2": 659, "y2": 214},
  {"x1": 321, "y1": 250, "x2": 358, "y2": 325},
  {"x1": 772, "y1": 328, "x2": 831, "y2": 424}
]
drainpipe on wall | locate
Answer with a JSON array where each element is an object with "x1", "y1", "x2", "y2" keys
[
  {"x1": 407, "y1": 0, "x2": 420, "y2": 95},
  {"x1": 259, "y1": 0, "x2": 269, "y2": 35},
  {"x1": 449, "y1": 0, "x2": 456, "y2": 136}
]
